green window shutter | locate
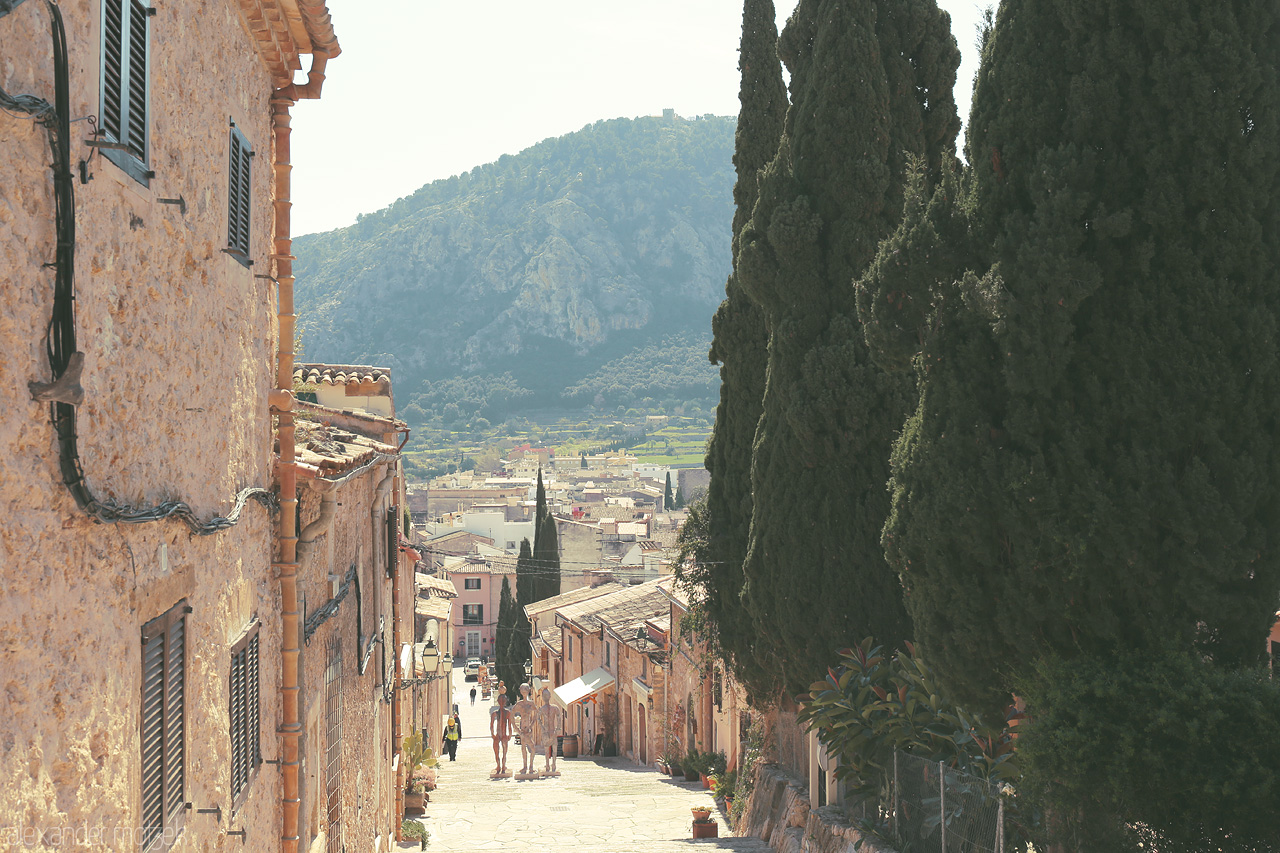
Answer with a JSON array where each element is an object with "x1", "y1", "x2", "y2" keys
[
  {"x1": 227, "y1": 125, "x2": 252, "y2": 259},
  {"x1": 140, "y1": 632, "x2": 165, "y2": 849},
  {"x1": 140, "y1": 601, "x2": 185, "y2": 852}
]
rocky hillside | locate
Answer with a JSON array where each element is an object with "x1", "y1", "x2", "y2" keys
[{"x1": 293, "y1": 114, "x2": 735, "y2": 424}]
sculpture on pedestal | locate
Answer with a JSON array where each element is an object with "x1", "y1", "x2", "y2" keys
[
  {"x1": 536, "y1": 687, "x2": 561, "y2": 776},
  {"x1": 489, "y1": 693, "x2": 513, "y2": 777},
  {"x1": 512, "y1": 683, "x2": 538, "y2": 777}
]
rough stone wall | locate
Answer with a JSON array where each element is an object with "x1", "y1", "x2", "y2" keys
[
  {"x1": 1, "y1": 1, "x2": 282, "y2": 850},
  {"x1": 738, "y1": 764, "x2": 897, "y2": 853},
  {"x1": 295, "y1": 470, "x2": 399, "y2": 853}
]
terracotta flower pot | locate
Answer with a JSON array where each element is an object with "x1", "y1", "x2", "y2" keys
[{"x1": 691, "y1": 807, "x2": 712, "y2": 822}]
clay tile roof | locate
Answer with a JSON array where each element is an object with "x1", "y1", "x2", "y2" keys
[
  {"x1": 293, "y1": 362, "x2": 392, "y2": 388},
  {"x1": 291, "y1": 421, "x2": 398, "y2": 479},
  {"x1": 536, "y1": 626, "x2": 563, "y2": 657},
  {"x1": 415, "y1": 573, "x2": 457, "y2": 599},
  {"x1": 557, "y1": 578, "x2": 668, "y2": 635},
  {"x1": 523, "y1": 583, "x2": 625, "y2": 621}
]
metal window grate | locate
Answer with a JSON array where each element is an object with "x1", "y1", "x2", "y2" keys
[{"x1": 324, "y1": 638, "x2": 343, "y2": 853}]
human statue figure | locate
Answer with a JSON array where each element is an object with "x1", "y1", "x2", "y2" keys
[
  {"x1": 511, "y1": 683, "x2": 538, "y2": 775},
  {"x1": 536, "y1": 688, "x2": 561, "y2": 775},
  {"x1": 489, "y1": 693, "x2": 513, "y2": 777}
]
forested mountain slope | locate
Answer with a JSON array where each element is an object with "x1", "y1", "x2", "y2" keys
[{"x1": 293, "y1": 115, "x2": 734, "y2": 423}]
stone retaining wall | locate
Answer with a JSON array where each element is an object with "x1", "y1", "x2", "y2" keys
[{"x1": 736, "y1": 763, "x2": 897, "y2": 853}]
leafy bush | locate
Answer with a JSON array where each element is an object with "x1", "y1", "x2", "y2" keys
[
  {"x1": 1017, "y1": 650, "x2": 1280, "y2": 852},
  {"x1": 799, "y1": 639, "x2": 1019, "y2": 798}
]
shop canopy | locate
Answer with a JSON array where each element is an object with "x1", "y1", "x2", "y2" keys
[{"x1": 551, "y1": 667, "x2": 615, "y2": 709}]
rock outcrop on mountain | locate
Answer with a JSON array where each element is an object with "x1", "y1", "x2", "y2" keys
[{"x1": 293, "y1": 114, "x2": 735, "y2": 421}]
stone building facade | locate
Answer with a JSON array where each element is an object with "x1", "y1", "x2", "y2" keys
[
  {"x1": 0, "y1": 3, "x2": 375, "y2": 852},
  {"x1": 288, "y1": 389, "x2": 411, "y2": 853}
]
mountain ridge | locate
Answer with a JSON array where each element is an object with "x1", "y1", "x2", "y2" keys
[{"x1": 292, "y1": 114, "x2": 736, "y2": 424}]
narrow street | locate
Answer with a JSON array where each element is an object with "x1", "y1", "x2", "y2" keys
[{"x1": 403, "y1": 672, "x2": 771, "y2": 852}]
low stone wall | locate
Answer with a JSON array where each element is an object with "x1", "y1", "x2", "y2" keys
[{"x1": 736, "y1": 763, "x2": 897, "y2": 853}]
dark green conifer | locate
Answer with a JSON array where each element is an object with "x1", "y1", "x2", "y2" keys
[
  {"x1": 533, "y1": 513, "x2": 561, "y2": 601},
  {"x1": 735, "y1": 0, "x2": 960, "y2": 694},
  {"x1": 859, "y1": 0, "x2": 1280, "y2": 721},
  {"x1": 495, "y1": 575, "x2": 524, "y2": 701},
  {"x1": 703, "y1": 0, "x2": 788, "y2": 700},
  {"x1": 515, "y1": 537, "x2": 536, "y2": 611},
  {"x1": 664, "y1": 472, "x2": 675, "y2": 511}
]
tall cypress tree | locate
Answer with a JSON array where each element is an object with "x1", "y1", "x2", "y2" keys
[
  {"x1": 735, "y1": 0, "x2": 960, "y2": 694},
  {"x1": 495, "y1": 575, "x2": 523, "y2": 701},
  {"x1": 858, "y1": 0, "x2": 1280, "y2": 719},
  {"x1": 535, "y1": 467, "x2": 547, "y2": 528},
  {"x1": 664, "y1": 471, "x2": 675, "y2": 511},
  {"x1": 534, "y1": 513, "x2": 561, "y2": 601},
  {"x1": 515, "y1": 537, "x2": 536, "y2": 610}
]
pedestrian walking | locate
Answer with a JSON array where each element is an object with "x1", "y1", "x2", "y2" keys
[
  {"x1": 442, "y1": 715, "x2": 461, "y2": 761},
  {"x1": 470, "y1": 686, "x2": 477, "y2": 704}
]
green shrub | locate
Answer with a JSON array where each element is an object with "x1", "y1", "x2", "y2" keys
[{"x1": 1017, "y1": 650, "x2": 1280, "y2": 852}]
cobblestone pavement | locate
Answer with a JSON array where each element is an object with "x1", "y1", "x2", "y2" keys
[{"x1": 398, "y1": 671, "x2": 770, "y2": 852}]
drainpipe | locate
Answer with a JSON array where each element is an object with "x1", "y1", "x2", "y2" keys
[
  {"x1": 371, "y1": 461, "x2": 402, "y2": 838},
  {"x1": 272, "y1": 48, "x2": 329, "y2": 853},
  {"x1": 295, "y1": 489, "x2": 336, "y2": 562}
]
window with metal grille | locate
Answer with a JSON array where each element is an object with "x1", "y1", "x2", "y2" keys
[
  {"x1": 100, "y1": 0, "x2": 150, "y2": 185},
  {"x1": 462, "y1": 604, "x2": 482, "y2": 625},
  {"x1": 229, "y1": 622, "x2": 261, "y2": 807},
  {"x1": 141, "y1": 600, "x2": 186, "y2": 852},
  {"x1": 463, "y1": 578, "x2": 480, "y2": 590},
  {"x1": 324, "y1": 638, "x2": 343, "y2": 853},
  {"x1": 226, "y1": 124, "x2": 252, "y2": 263}
]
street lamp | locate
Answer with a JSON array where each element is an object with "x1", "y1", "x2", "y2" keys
[{"x1": 420, "y1": 637, "x2": 439, "y2": 675}]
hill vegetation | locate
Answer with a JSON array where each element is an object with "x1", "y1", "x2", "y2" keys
[{"x1": 292, "y1": 114, "x2": 734, "y2": 438}]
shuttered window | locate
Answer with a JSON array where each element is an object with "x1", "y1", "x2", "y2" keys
[
  {"x1": 141, "y1": 601, "x2": 186, "y2": 852},
  {"x1": 229, "y1": 622, "x2": 261, "y2": 807},
  {"x1": 226, "y1": 124, "x2": 252, "y2": 261},
  {"x1": 100, "y1": 0, "x2": 150, "y2": 185}
]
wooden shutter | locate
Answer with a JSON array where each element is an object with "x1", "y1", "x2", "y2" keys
[
  {"x1": 140, "y1": 632, "x2": 165, "y2": 849},
  {"x1": 247, "y1": 633, "x2": 260, "y2": 770},
  {"x1": 124, "y1": 0, "x2": 148, "y2": 160},
  {"x1": 140, "y1": 601, "x2": 185, "y2": 852},
  {"x1": 230, "y1": 645, "x2": 246, "y2": 798},
  {"x1": 230, "y1": 623, "x2": 261, "y2": 806},
  {"x1": 101, "y1": 0, "x2": 124, "y2": 142},
  {"x1": 386, "y1": 506, "x2": 398, "y2": 578},
  {"x1": 227, "y1": 127, "x2": 252, "y2": 257}
]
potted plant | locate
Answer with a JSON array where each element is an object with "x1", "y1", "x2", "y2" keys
[
  {"x1": 660, "y1": 752, "x2": 681, "y2": 776},
  {"x1": 691, "y1": 806, "x2": 712, "y2": 822},
  {"x1": 683, "y1": 747, "x2": 702, "y2": 782},
  {"x1": 402, "y1": 731, "x2": 439, "y2": 812},
  {"x1": 401, "y1": 818, "x2": 429, "y2": 850},
  {"x1": 713, "y1": 768, "x2": 737, "y2": 804}
]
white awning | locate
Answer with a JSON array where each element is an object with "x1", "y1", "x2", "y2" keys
[{"x1": 551, "y1": 667, "x2": 615, "y2": 709}]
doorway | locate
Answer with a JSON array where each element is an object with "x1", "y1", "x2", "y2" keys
[
  {"x1": 639, "y1": 704, "x2": 648, "y2": 766},
  {"x1": 465, "y1": 631, "x2": 480, "y2": 659}
]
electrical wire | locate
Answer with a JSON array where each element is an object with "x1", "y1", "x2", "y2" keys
[{"x1": 16, "y1": 1, "x2": 276, "y2": 534}]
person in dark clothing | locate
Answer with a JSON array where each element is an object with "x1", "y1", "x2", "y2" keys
[
  {"x1": 442, "y1": 715, "x2": 461, "y2": 761},
  {"x1": 470, "y1": 687, "x2": 477, "y2": 704}
]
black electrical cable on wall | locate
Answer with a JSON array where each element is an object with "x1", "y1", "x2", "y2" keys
[{"x1": 9, "y1": 1, "x2": 276, "y2": 534}]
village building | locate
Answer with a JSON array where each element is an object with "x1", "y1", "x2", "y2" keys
[
  {"x1": 0, "y1": 3, "x2": 429, "y2": 852},
  {"x1": 525, "y1": 583, "x2": 625, "y2": 685},
  {"x1": 442, "y1": 547, "x2": 516, "y2": 662},
  {"x1": 549, "y1": 579, "x2": 669, "y2": 759},
  {"x1": 287, "y1": 376, "x2": 416, "y2": 853}
]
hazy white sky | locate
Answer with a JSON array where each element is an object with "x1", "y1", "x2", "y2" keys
[{"x1": 289, "y1": 1, "x2": 987, "y2": 236}]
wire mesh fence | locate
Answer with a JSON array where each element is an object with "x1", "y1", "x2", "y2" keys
[{"x1": 889, "y1": 751, "x2": 1005, "y2": 853}]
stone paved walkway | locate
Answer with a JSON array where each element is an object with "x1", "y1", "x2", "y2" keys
[{"x1": 398, "y1": 671, "x2": 770, "y2": 852}]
